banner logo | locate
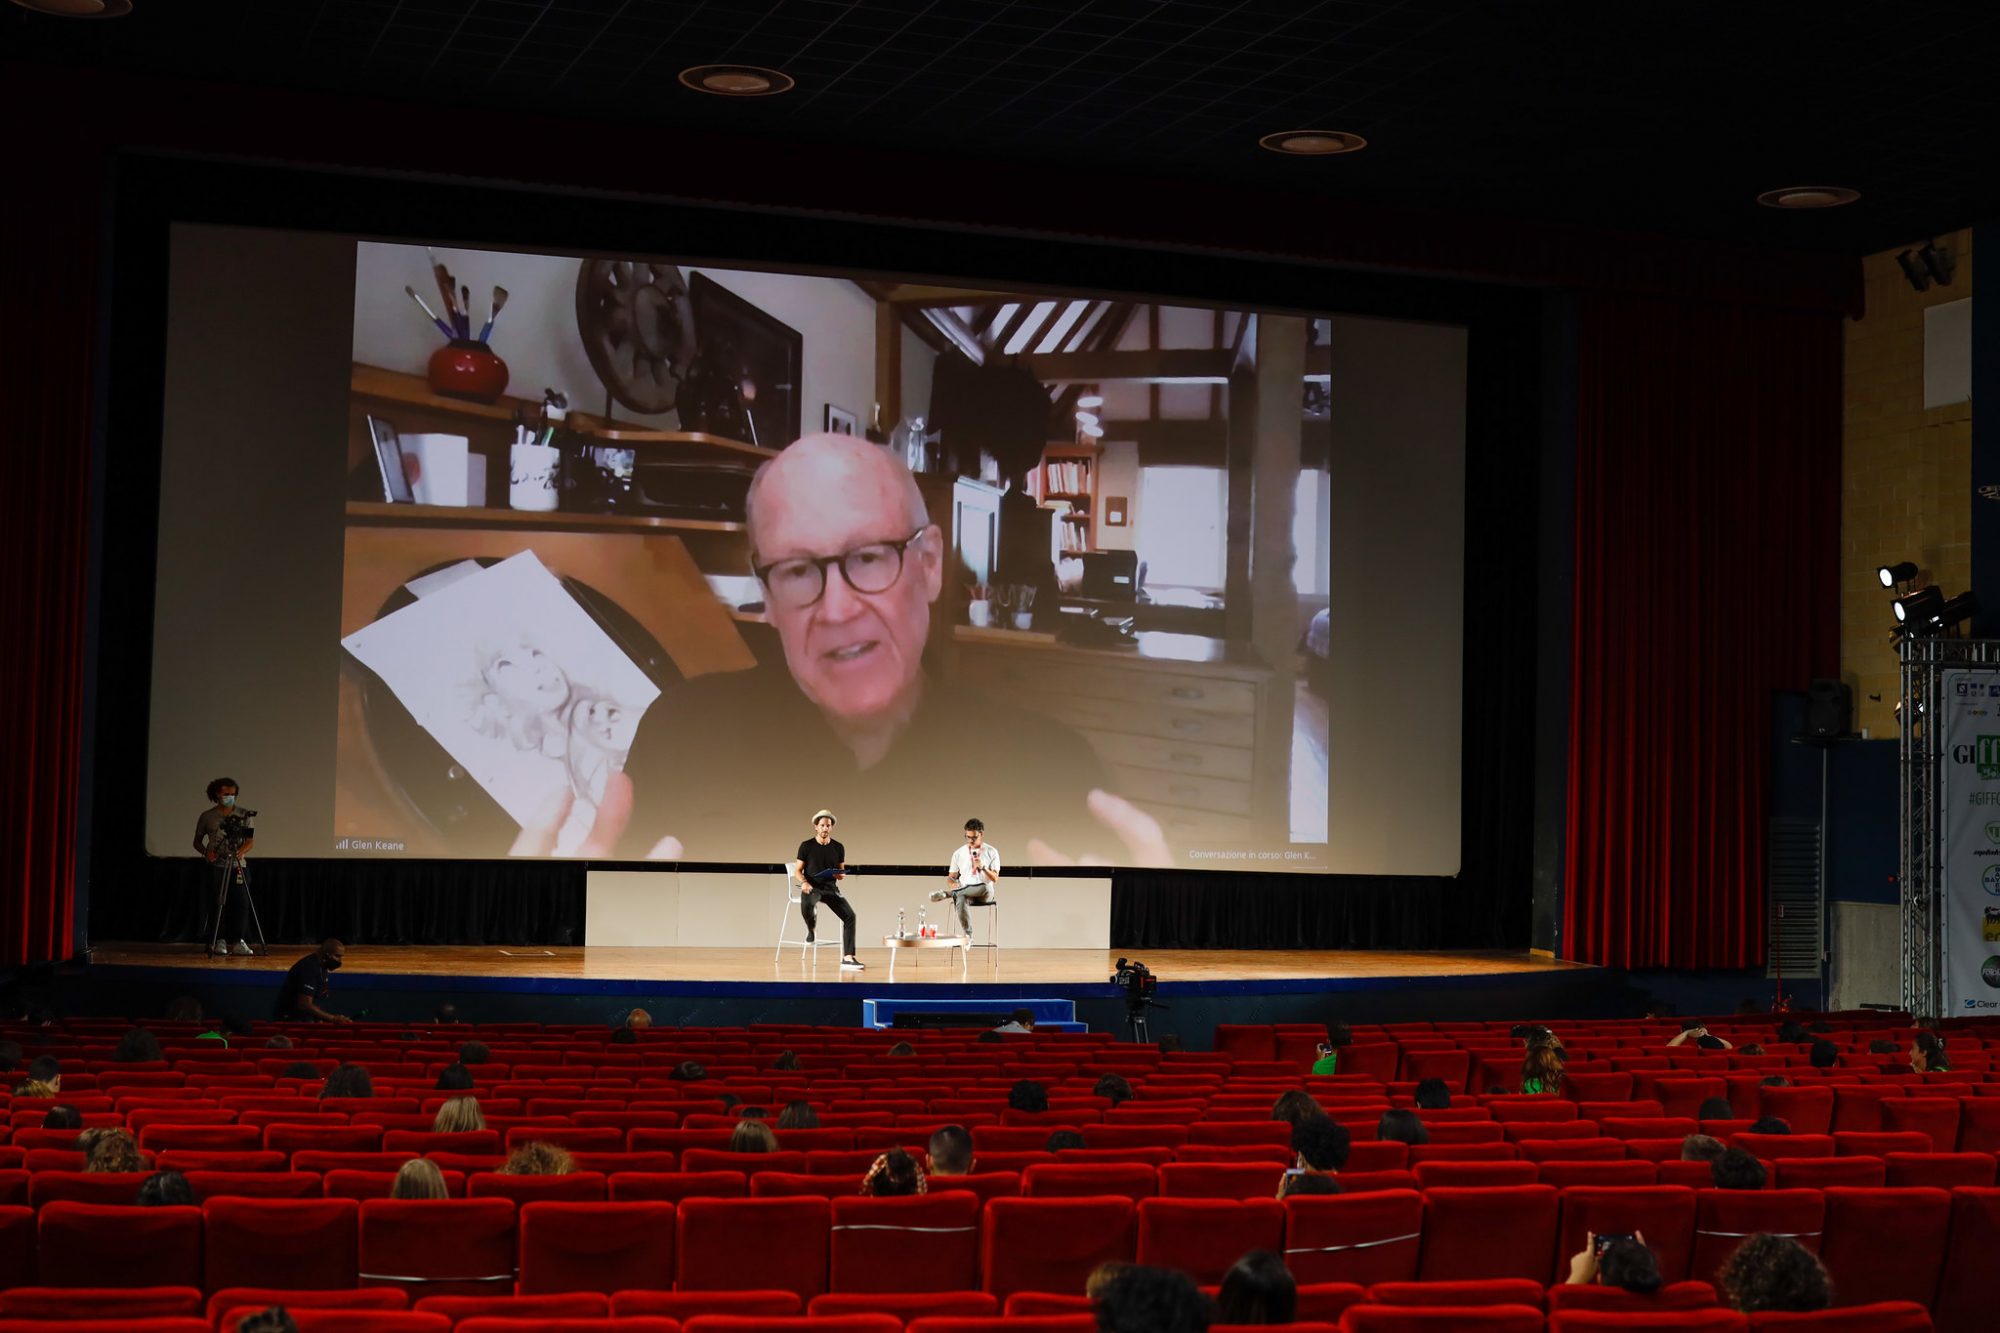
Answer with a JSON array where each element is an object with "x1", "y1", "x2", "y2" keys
[{"x1": 1984, "y1": 956, "x2": 2000, "y2": 989}]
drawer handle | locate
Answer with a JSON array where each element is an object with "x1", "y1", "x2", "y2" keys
[
  {"x1": 1169, "y1": 752, "x2": 1203, "y2": 766},
  {"x1": 1170, "y1": 720, "x2": 1203, "y2": 733},
  {"x1": 1170, "y1": 687, "x2": 1205, "y2": 700},
  {"x1": 1169, "y1": 785, "x2": 1200, "y2": 798}
]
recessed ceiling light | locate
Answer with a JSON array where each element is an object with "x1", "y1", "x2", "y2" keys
[
  {"x1": 1756, "y1": 185, "x2": 1860, "y2": 210},
  {"x1": 1259, "y1": 130, "x2": 1367, "y2": 157},
  {"x1": 10, "y1": 0, "x2": 132, "y2": 14},
  {"x1": 678, "y1": 64, "x2": 795, "y2": 97},
  {"x1": 1075, "y1": 393, "x2": 1104, "y2": 409}
]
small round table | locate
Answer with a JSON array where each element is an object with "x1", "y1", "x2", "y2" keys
[{"x1": 883, "y1": 934, "x2": 967, "y2": 980}]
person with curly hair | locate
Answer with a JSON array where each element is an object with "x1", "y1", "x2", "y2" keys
[
  {"x1": 861, "y1": 1147, "x2": 926, "y2": 1196},
  {"x1": 1565, "y1": 1232, "x2": 1663, "y2": 1295},
  {"x1": 80, "y1": 1127, "x2": 144, "y2": 1173},
  {"x1": 1008, "y1": 1079, "x2": 1049, "y2": 1113},
  {"x1": 1521, "y1": 1038, "x2": 1565, "y2": 1095},
  {"x1": 1215, "y1": 1250, "x2": 1294, "y2": 1325},
  {"x1": 499, "y1": 1141, "x2": 574, "y2": 1176},
  {"x1": 320, "y1": 1064, "x2": 374, "y2": 1100},
  {"x1": 1719, "y1": 1233, "x2": 1832, "y2": 1313},
  {"x1": 1093, "y1": 1263, "x2": 1212, "y2": 1333},
  {"x1": 1093, "y1": 1072, "x2": 1134, "y2": 1106},
  {"x1": 1270, "y1": 1089, "x2": 1323, "y2": 1129}
]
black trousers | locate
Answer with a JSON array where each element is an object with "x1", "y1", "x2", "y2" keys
[{"x1": 802, "y1": 887, "x2": 857, "y2": 956}]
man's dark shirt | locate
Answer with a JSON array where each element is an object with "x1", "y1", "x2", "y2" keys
[
  {"x1": 276, "y1": 953, "x2": 329, "y2": 1020},
  {"x1": 797, "y1": 837, "x2": 846, "y2": 890},
  {"x1": 619, "y1": 662, "x2": 1114, "y2": 862}
]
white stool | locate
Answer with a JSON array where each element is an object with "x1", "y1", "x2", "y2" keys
[
  {"x1": 775, "y1": 870, "x2": 843, "y2": 964},
  {"x1": 966, "y1": 897, "x2": 1000, "y2": 955}
]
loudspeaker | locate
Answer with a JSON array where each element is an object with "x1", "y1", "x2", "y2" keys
[{"x1": 1805, "y1": 679, "x2": 1852, "y2": 738}]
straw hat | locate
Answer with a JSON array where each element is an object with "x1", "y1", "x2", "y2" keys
[{"x1": 812, "y1": 809, "x2": 837, "y2": 825}]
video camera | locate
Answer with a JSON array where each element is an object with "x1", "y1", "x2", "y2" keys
[
  {"x1": 218, "y1": 810, "x2": 258, "y2": 845},
  {"x1": 1111, "y1": 957, "x2": 1157, "y2": 1000}
]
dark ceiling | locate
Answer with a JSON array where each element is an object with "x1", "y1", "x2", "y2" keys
[{"x1": 9, "y1": 0, "x2": 1996, "y2": 256}]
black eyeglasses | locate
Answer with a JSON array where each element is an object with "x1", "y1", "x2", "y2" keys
[{"x1": 754, "y1": 529, "x2": 929, "y2": 610}]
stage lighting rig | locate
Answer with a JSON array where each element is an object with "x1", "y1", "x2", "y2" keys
[
  {"x1": 1878, "y1": 560, "x2": 1920, "y2": 588},
  {"x1": 1893, "y1": 586, "x2": 1945, "y2": 627}
]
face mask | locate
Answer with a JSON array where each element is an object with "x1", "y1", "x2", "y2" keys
[
  {"x1": 324, "y1": 956, "x2": 342, "y2": 971},
  {"x1": 221, "y1": 795, "x2": 235, "y2": 807}
]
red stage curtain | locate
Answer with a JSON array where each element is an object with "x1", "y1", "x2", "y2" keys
[
  {"x1": 0, "y1": 137, "x2": 95, "y2": 966},
  {"x1": 1563, "y1": 293, "x2": 1841, "y2": 968}
]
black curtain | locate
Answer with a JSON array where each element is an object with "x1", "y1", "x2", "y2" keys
[
  {"x1": 1112, "y1": 871, "x2": 1507, "y2": 950},
  {"x1": 90, "y1": 857, "x2": 582, "y2": 947}
]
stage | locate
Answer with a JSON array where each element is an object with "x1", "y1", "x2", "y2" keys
[{"x1": 70, "y1": 943, "x2": 1629, "y2": 1040}]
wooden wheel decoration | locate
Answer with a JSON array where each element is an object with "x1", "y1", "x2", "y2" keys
[{"x1": 575, "y1": 259, "x2": 697, "y2": 415}]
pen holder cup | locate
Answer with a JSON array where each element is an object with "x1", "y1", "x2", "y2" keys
[{"x1": 428, "y1": 340, "x2": 510, "y2": 403}]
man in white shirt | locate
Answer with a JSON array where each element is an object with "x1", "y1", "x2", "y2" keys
[{"x1": 932, "y1": 817, "x2": 1000, "y2": 943}]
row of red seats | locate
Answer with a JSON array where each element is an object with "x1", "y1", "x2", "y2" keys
[
  {"x1": 2, "y1": 1183, "x2": 1994, "y2": 1309},
  {"x1": 0, "y1": 1279, "x2": 1940, "y2": 1331}
]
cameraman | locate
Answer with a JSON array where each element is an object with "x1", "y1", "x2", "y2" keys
[{"x1": 193, "y1": 777, "x2": 254, "y2": 956}]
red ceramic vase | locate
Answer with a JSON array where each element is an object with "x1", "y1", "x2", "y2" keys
[{"x1": 427, "y1": 340, "x2": 509, "y2": 403}]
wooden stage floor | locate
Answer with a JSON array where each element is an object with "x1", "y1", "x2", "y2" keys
[{"x1": 91, "y1": 943, "x2": 1583, "y2": 987}]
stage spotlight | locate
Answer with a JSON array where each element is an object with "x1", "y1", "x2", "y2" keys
[
  {"x1": 1878, "y1": 561, "x2": 1919, "y2": 588},
  {"x1": 1936, "y1": 591, "x2": 1981, "y2": 633},
  {"x1": 1894, "y1": 585, "x2": 1945, "y2": 626},
  {"x1": 1896, "y1": 249, "x2": 1931, "y2": 292}
]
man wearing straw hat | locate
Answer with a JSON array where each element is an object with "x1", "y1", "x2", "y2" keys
[{"x1": 793, "y1": 808, "x2": 860, "y2": 969}]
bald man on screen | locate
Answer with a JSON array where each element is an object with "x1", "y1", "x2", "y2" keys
[{"x1": 512, "y1": 433, "x2": 1168, "y2": 867}]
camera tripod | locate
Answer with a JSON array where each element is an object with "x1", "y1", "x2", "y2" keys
[
  {"x1": 1123, "y1": 996, "x2": 1169, "y2": 1043},
  {"x1": 205, "y1": 846, "x2": 268, "y2": 960}
]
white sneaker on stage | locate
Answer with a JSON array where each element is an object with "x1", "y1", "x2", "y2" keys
[{"x1": 232, "y1": 940, "x2": 255, "y2": 956}]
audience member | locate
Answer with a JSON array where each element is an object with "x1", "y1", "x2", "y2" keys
[
  {"x1": 1666, "y1": 1021, "x2": 1731, "y2": 1050},
  {"x1": 730, "y1": 1120, "x2": 779, "y2": 1154},
  {"x1": 1740, "y1": 1043, "x2": 1766, "y2": 1056},
  {"x1": 995, "y1": 1007, "x2": 1036, "y2": 1034},
  {"x1": 1008, "y1": 1079, "x2": 1049, "y2": 1113},
  {"x1": 1290, "y1": 1114, "x2": 1351, "y2": 1174},
  {"x1": 1309, "y1": 1023, "x2": 1352, "y2": 1074},
  {"x1": 1680, "y1": 1134, "x2": 1726, "y2": 1163},
  {"x1": 164, "y1": 995, "x2": 203, "y2": 1021},
  {"x1": 435, "y1": 1063, "x2": 475, "y2": 1091},
  {"x1": 1712, "y1": 1146, "x2": 1768, "y2": 1191},
  {"x1": 27, "y1": 1054, "x2": 61, "y2": 1088},
  {"x1": 716, "y1": 1093, "x2": 742, "y2": 1112},
  {"x1": 264, "y1": 1034, "x2": 293, "y2": 1049},
  {"x1": 1868, "y1": 1038, "x2": 1898, "y2": 1055},
  {"x1": 137, "y1": 1168, "x2": 194, "y2": 1206},
  {"x1": 1776, "y1": 1022, "x2": 1808, "y2": 1045},
  {"x1": 392, "y1": 1159, "x2": 449, "y2": 1199},
  {"x1": 42, "y1": 1105, "x2": 82, "y2": 1131},
  {"x1": 280, "y1": 1061, "x2": 322, "y2": 1081},
  {"x1": 457, "y1": 1040, "x2": 490, "y2": 1065},
  {"x1": 1045, "y1": 1129, "x2": 1087, "y2": 1152},
  {"x1": 670, "y1": 1061, "x2": 707, "y2": 1082},
  {"x1": 433, "y1": 1096, "x2": 485, "y2": 1134},
  {"x1": 1913, "y1": 1031, "x2": 1951, "y2": 1072},
  {"x1": 1270, "y1": 1090, "x2": 1322, "y2": 1128},
  {"x1": 887, "y1": 1041, "x2": 916, "y2": 1057},
  {"x1": 736, "y1": 1105, "x2": 770, "y2": 1121},
  {"x1": 114, "y1": 1027, "x2": 162, "y2": 1063},
  {"x1": 1094, "y1": 1072, "x2": 1134, "y2": 1106},
  {"x1": 500, "y1": 1141, "x2": 574, "y2": 1176},
  {"x1": 624, "y1": 1007, "x2": 653, "y2": 1030},
  {"x1": 321, "y1": 1064, "x2": 374, "y2": 1100},
  {"x1": 235, "y1": 1309, "x2": 301, "y2": 1333},
  {"x1": 861, "y1": 1147, "x2": 926, "y2": 1196},
  {"x1": 1278, "y1": 1170, "x2": 1341, "y2": 1198},
  {"x1": 1566, "y1": 1232, "x2": 1664, "y2": 1295},
  {"x1": 926, "y1": 1124, "x2": 974, "y2": 1177},
  {"x1": 1086, "y1": 1261, "x2": 1136, "y2": 1301},
  {"x1": 433, "y1": 1002, "x2": 459, "y2": 1025},
  {"x1": 1377, "y1": 1109, "x2": 1430, "y2": 1146},
  {"x1": 1748, "y1": 1116, "x2": 1791, "y2": 1135},
  {"x1": 1095, "y1": 1264, "x2": 1212, "y2": 1333},
  {"x1": 1760, "y1": 1075, "x2": 1789, "y2": 1088},
  {"x1": 775, "y1": 1100, "x2": 819, "y2": 1129},
  {"x1": 1698, "y1": 1097, "x2": 1735, "y2": 1121},
  {"x1": 1215, "y1": 1249, "x2": 1295, "y2": 1325},
  {"x1": 1719, "y1": 1234, "x2": 1833, "y2": 1313},
  {"x1": 1521, "y1": 1037, "x2": 1565, "y2": 1094},
  {"x1": 79, "y1": 1127, "x2": 143, "y2": 1173},
  {"x1": 1412, "y1": 1078, "x2": 1451, "y2": 1110},
  {"x1": 771, "y1": 1049, "x2": 800, "y2": 1071},
  {"x1": 12, "y1": 1079, "x2": 57, "y2": 1098},
  {"x1": 1808, "y1": 1040, "x2": 1839, "y2": 1070}
]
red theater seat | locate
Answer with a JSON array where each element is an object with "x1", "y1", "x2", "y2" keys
[
  {"x1": 264, "y1": 1123, "x2": 385, "y2": 1155},
  {"x1": 28, "y1": 1171, "x2": 155, "y2": 1207},
  {"x1": 1417, "y1": 1186, "x2": 1560, "y2": 1282},
  {"x1": 467, "y1": 1170, "x2": 608, "y2": 1203},
  {"x1": 454, "y1": 1321, "x2": 678, "y2": 1333},
  {"x1": 676, "y1": 1197, "x2": 830, "y2": 1302},
  {"x1": 1931, "y1": 1185, "x2": 2000, "y2": 1333},
  {"x1": 1733, "y1": 1133, "x2": 1834, "y2": 1161},
  {"x1": 233, "y1": 1316, "x2": 449, "y2": 1333},
  {"x1": 1831, "y1": 1132, "x2": 1931, "y2": 1157},
  {"x1": 36, "y1": 1203, "x2": 202, "y2": 1288},
  {"x1": 413, "y1": 1294, "x2": 612, "y2": 1322},
  {"x1": 0, "y1": 1323, "x2": 209, "y2": 1333},
  {"x1": 1537, "y1": 1160, "x2": 1658, "y2": 1189},
  {"x1": 610, "y1": 1291, "x2": 801, "y2": 1320},
  {"x1": 204, "y1": 1196, "x2": 359, "y2": 1293},
  {"x1": 981, "y1": 1196, "x2": 1137, "y2": 1300},
  {"x1": 829, "y1": 1192, "x2": 982, "y2": 1293},
  {"x1": 1546, "y1": 1281, "x2": 1720, "y2": 1311},
  {"x1": 684, "y1": 1318, "x2": 901, "y2": 1333},
  {"x1": 1157, "y1": 1161, "x2": 1287, "y2": 1198},
  {"x1": 1741, "y1": 1305, "x2": 1933, "y2": 1330},
  {"x1": 184, "y1": 1170, "x2": 322, "y2": 1201},
  {"x1": 1771, "y1": 1158, "x2": 1885, "y2": 1190},
  {"x1": 1690, "y1": 1190, "x2": 1825, "y2": 1284},
  {"x1": 1879, "y1": 1098, "x2": 1963, "y2": 1154},
  {"x1": 903, "y1": 1320, "x2": 1091, "y2": 1333},
  {"x1": 610, "y1": 1172, "x2": 749, "y2": 1202},
  {"x1": 0, "y1": 1287, "x2": 203, "y2": 1319},
  {"x1": 1882, "y1": 1151, "x2": 1996, "y2": 1189},
  {"x1": 1556, "y1": 1186, "x2": 1699, "y2": 1283},
  {"x1": 810, "y1": 1293, "x2": 1000, "y2": 1321},
  {"x1": 681, "y1": 1149, "x2": 810, "y2": 1175},
  {"x1": 1283, "y1": 1191, "x2": 1423, "y2": 1286},
  {"x1": 206, "y1": 1288, "x2": 411, "y2": 1322},
  {"x1": 358, "y1": 1198, "x2": 516, "y2": 1298},
  {"x1": 1954, "y1": 1098, "x2": 2000, "y2": 1152},
  {"x1": 1755, "y1": 1087, "x2": 1834, "y2": 1137},
  {"x1": 1814, "y1": 1186, "x2": 1951, "y2": 1308},
  {"x1": 1411, "y1": 1161, "x2": 1539, "y2": 1189},
  {"x1": 1002, "y1": 1295, "x2": 1094, "y2": 1316},
  {"x1": 1338, "y1": 1304, "x2": 1545, "y2": 1332},
  {"x1": 1021, "y1": 1163, "x2": 1156, "y2": 1201},
  {"x1": 1187, "y1": 1121, "x2": 1291, "y2": 1148},
  {"x1": 1363, "y1": 1279, "x2": 1545, "y2": 1307},
  {"x1": 1546, "y1": 1312, "x2": 1747, "y2": 1331},
  {"x1": 1136, "y1": 1197, "x2": 1286, "y2": 1285},
  {"x1": 517, "y1": 1200, "x2": 675, "y2": 1294}
]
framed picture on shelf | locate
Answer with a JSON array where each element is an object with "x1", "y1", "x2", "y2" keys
[
  {"x1": 366, "y1": 414, "x2": 413, "y2": 503},
  {"x1": 824, "y1": 404, "x2": 860, "y2": 436},
  {"x1": 688, "y1": 273, "x2": 802, "y2": 450}
]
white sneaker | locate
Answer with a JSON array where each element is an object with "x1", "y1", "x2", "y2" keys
[
  {"x1": 232, "y1": 940, "x2": 254, "y2": 956},
  {"x1": 928, "y1": 889, "x2": 951, "y2": 902}
]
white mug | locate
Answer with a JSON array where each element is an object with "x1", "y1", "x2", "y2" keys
[
  {"x1": 967, "y1": 600, "x2": 992, "y2": 628},
  {"x1": 509, "y1": 443, "x2": 560, "y2": 512},
  {"x1": 1012, "y1": 611, "x2": 1034, "y2": 631}
]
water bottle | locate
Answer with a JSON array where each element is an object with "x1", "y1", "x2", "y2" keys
[
  {"x1": 917, "y1": 905, "x2": 928, "y2": 938},
  {"x1": 897, "y1": 908, "x2": 907, "y2": 940}
]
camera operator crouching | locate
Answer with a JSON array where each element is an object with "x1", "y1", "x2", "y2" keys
[{"x1": 194, "y1": 776, "x2": 256, "y2": 956}]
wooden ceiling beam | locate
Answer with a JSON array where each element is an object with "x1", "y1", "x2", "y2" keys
[{"x1": 1016, "y1": 347, "x2": 1234, "y2": 383}]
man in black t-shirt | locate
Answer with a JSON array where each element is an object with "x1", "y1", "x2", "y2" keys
[
  {"x1": 275, "y1": 939, "x2": 351, "y2": 1023},
  {"x1": 793, "y1": 810, "x2": 860, "y2": 968}
]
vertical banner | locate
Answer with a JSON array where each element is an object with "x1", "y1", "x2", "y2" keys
[{"x1": 1942, "y1": 669, "x2": 2000, "y2": 1012}]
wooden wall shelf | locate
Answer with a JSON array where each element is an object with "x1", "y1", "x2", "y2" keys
[{"x1": 346, "y1": 502, "x2": 744, "y2": 534}]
